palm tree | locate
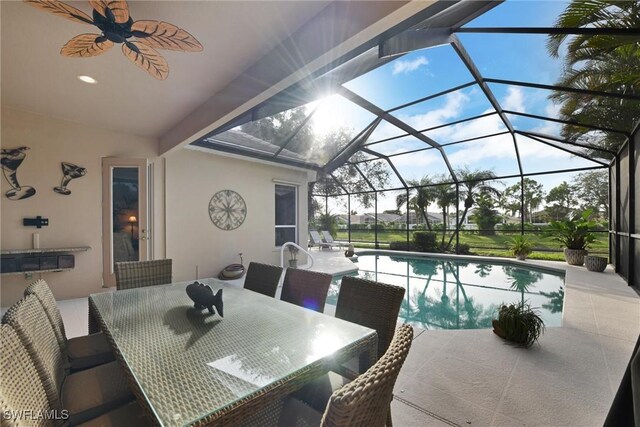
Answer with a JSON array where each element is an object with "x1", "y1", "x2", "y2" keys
[
  {"x1": 395, "y1": 176, "x2": 437, "y2": 231},
  {"x1": 446, "y1": 168, "x2": 500, "y2": 249},
  {"x1": 432, "y1": 178, "x2": 456, "y2": 247},
  {"x1": 547, "y1": 0, "x2": 640, "y2": 157},
  {"x1": 503, "y1": 265, "x2": 543, "y2": 306},
  {"x1": 540, "y1": 287, "x2": 565, "y2": 313}
]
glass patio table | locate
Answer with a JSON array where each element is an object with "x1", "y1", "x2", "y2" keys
[{"x1": 88, "y1": 279, "x2": 378, "y2": 426}]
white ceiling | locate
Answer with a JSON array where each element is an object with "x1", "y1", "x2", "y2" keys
[{"x1": 1, "y1": 1, "x2": 330, "y2": 137}]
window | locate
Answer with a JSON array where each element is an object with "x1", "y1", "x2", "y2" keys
[{"x1": 275, "y1": 184, "x2": 297, "y2": 246}]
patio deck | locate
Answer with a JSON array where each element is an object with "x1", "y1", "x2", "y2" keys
[{"x1": 5, "y1": 253, "x2": 637, "y2": 426}]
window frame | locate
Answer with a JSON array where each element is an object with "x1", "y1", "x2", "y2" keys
[{"x1": 274, "y1": 183, "x2": 298, "y2": 247}]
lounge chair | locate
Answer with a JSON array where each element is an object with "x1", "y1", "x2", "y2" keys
[
  {"x1": 309, "y1": 230, "x2": 334, "y2": 251},
  {"x1": 321, "y1": 230, "x2": 347, "y2": 250}
]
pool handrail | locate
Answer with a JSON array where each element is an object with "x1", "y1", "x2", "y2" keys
[{"x1": 280, "y1": 241, "x2": 314, "y2": 270}]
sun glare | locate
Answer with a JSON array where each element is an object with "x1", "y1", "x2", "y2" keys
[{"x1": 310, "y1": 95, "x2": 348, "y2": 137}]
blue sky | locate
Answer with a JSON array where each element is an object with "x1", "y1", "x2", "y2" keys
[{"x1": 321, "y1": 0, "x2": 606, "y2": 213}]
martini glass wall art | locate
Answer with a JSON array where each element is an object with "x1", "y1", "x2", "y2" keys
[{"x1": 1, "y1": 147, "x2": 36, "y2": 200}]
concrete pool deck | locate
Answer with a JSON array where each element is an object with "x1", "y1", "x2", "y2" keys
[{"x1": 319, "y1": 250, "x2": 640, "y2": 426}]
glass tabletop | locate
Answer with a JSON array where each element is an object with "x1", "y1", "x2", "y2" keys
[{"x1": 89, "y1": 279, "x2": 377, "y2": 426}]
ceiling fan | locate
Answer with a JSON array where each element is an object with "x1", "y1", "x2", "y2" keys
[{"x1": 25, "y1": 0, "x2": 203, "y2": 80}]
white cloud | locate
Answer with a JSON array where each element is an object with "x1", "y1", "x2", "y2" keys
[
  {"x1": 399, "y1": 90, "x2": 469, "y2": 132},
  {"x1": 529, "y1": 103, "x2": 562, "y2": 136},
  {"x1": 392, "y1": 56, "x2": 429, "y2": 75},
  {"x1": 446, "y1": 133, "x2": 517, "y2": 166},
  {"x1": 502, "y1": 86, "x2": 526, "y2": 112}
]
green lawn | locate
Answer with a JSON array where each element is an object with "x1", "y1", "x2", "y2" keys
[{"x1": 335, "y1": 230, "x2": 609, "y2": 262}]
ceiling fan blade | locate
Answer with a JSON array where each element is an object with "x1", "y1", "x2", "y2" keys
[
  {"x1": 132, "y1": 20, "x2": 203, "y2": 52},
  {"x1": 24, "y1": 0, "x2": 93, "y2": 25},
  {"x1": 121, "y1": 41, "x2": 168, "y2": 80},
  {"x1": 89, "y1": 0, "x2": 129, "y2": 23},
  {"x1": 61, "y1": 33, "x2": 113, "y2": 57}
]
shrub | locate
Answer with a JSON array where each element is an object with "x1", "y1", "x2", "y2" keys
[
  {"x1": 349, "y1": 224, "x2": 369, "y2": 231},
  {"x1": 389, "y1": 241, "x2": 418, "y2": 251},
  {"x1": 456, "y1": 243, "x2": 472, "y2": 255},
  {"x1": 412, "y1": 231, "x2": 438, "y2": 252},
  {"x1": 371, "y1": 223, "x2": 386, "y2": 231},
  {"x1": 316, "y1": 213, "x2": 339, "y2": 237}
]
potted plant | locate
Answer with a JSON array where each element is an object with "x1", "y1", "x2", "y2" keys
[
  {"x1": 547, "y1": 209, "x2": 596, "y2": 266},
  {"x1": 288, "y1": 246, "x2": 299, "y2": 269},
  {"x1": 508, "y1": 235, "x2": 533, "y2": 260},
  {"x1": 492, "y1": 301, "x2": 545, "y2": 347}
]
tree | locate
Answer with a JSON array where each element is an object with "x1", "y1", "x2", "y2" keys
[
  {"x1": 315, "y1": 212, "x2": 339, "y2": 237},
  {"x1": 471, "y1": 190, "x2": 502, "y2": 235},
  {"x1": 239, "y1": 104, "x2": 391, "y2": 220},
  {"x1": 447, "y1": 168, "x2": 501, "y2": 249},
  {"x1": 571, "y1": 170, "x2": 609, "y2": 219},
  {"x1": 311, "y1": 151, "x2": 390, "y2": 219},
  {"x1": 545, "y1": 181, "x2": 575, "y2": 221},
  {"x1": 396, "y1": 176, "x2": 437, "y2": 231},
  {"x1": 433, "y1": 178, "x2": 456, "y2": 247},
  {"x1": 501, "y1": 178, "x2": 545, "y2": 223},
  {"x1": 547, "y1": 1, "x2": 640, "y2": 158}
]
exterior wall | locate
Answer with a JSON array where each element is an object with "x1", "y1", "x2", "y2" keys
[
  {"x1": 0, "y1": 108, "x2": 165, "y2": 306},
  {"x1": 164, "y1": 148, "x2": 310, "y2": 283}
]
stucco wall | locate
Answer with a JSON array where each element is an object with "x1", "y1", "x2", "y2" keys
[
  {"x1": 0, "y1": 108, "x2": 165, "y2": 306},
  {"x1": 164, "y1": 147, "x2": 310, "y2": 282},
  {"x1": 1, "y1": 108, "x2": 312, "y2": 306}
]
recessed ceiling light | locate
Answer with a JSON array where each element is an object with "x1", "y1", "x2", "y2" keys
[{"x1": 77, "y1": 75, "x2": 97, "y2": 84}]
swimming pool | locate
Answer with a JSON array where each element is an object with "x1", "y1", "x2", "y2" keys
[{"x1": 326, "y1": 253, "x2": 565, "y2": 330}]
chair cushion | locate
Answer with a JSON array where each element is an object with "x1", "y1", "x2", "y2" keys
[
  {"x1": 68, "y1": 333, "x2": 115, "y2": 371},
  {"x1": 278, "y1": 397, "x2": 323, "y2": 427},
  {"x1": 293, "y1": 372, "x2": 351, "y2": 413},
  {"x1": 62, "y1": 361, "x2": 134, "y2": 425},
  {"x1": 77, "y1": 401, "x2": 150, "y2": 427}
]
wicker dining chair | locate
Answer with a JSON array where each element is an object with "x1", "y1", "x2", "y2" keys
[
  {"x1": 243, "y1": 262, "x2": 283, "y2": 298},
  {"x1": 279, "y1": 324, "x2": 414, "y2": 427},
  {"x1": 1, "y1": 295, "x2": 133, "y2": 425},
  {"x1": 0, "y1": 324, "x2": 54, "y2": 426},
  {"x1": 0, "y1": 324, "x2": 150, "y2": 427},
  {"x1": 114, "y1": 259, "x2": 172, "y2": 290},
  {"x1": 281, "y1": 269, "x2": 332, "y2": 313},
  {"x1": 25, "y1": 280, "x2": 115, "y2": 371},
  {"x1": 336, "y1": 276, "x2": 406, "y2": 360},
  {"x1": 296, "y1": 276, "x2": 406, "y2": 414}
]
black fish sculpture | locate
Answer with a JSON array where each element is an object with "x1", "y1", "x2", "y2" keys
[{"x1": 186, "y1": 281, "x2": 224, "y2": 317}]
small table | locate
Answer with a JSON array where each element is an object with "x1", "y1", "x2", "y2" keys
[{"x1": 89, "y1": 279, "x2": 377, "y2": 426}]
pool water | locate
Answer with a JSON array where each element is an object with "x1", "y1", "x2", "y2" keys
[{"x1": 326, "y1": 254, "x2": 565, "y2": 330}]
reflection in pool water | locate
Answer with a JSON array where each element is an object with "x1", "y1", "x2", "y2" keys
[{"x1": 327, "y1": 255, "x2": 565, "y2": 330}]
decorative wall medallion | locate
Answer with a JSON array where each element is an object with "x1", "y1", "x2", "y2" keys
[
  {"x1": 25, "y1": 0, "x2": 204, "y2": 80},
  {"x1": 54, "y1": 162, "x2": 87, "y2": 195},
  {"x1": 1, "y1": 146, "x2": 36, "y2": 200},
  {"x1": 208, "y1": 190, "x2": 247, "y2": 230}
]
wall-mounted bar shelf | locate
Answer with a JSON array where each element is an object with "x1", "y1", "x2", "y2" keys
[{"x1": 0, "y1": 247, "x2": 90, "y2": 276}]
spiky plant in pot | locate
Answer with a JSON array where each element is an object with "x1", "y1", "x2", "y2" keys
[
  {"x1": 492, "y1": 301, "x2": 545, "y2": 348},
  {"x1": 508, "y1": 235, "x2": 534, "y2": 260}
]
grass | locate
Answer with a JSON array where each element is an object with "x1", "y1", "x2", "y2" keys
[{"x1": 335, "y1": 230, "x2": 609, "y2": 262}]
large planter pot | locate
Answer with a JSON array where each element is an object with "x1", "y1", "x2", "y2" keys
[
  {"x1": 564, "y1": 248, "x2": 588, "y2": 266},
  {"x1": 584, "y1": 255, "x2": 608, "y2": 272}
]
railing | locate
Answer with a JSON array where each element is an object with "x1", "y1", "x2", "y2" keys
[{"x1": 280, "y1": 242, "x2": 314, "y2": 270}]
